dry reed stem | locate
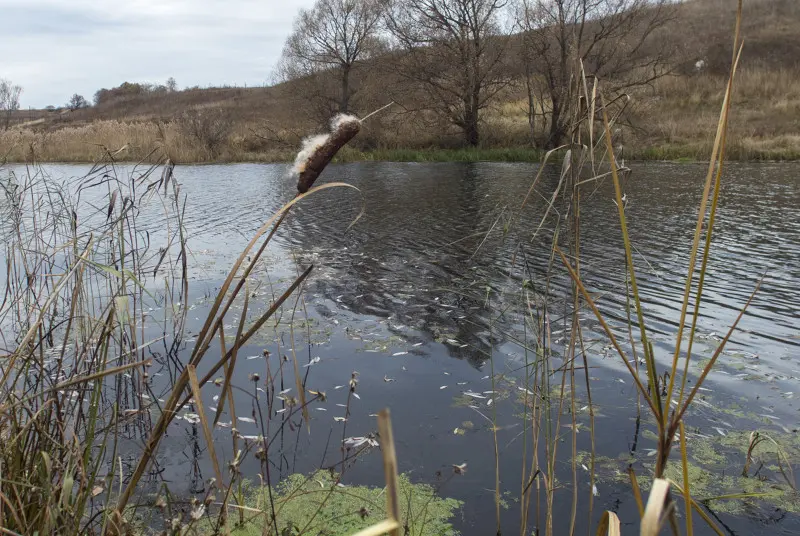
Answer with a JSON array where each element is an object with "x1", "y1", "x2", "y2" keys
[
  {"x1": 641, "y1": 479, "x2": 671, "y2": 536},
  {"x1": 376, "y1": 409, "x2": 400, "y2": 536},
  {"x1": 596, "y1": 511, "x2": 621, "y2": 536},
  {"x1": 187, "y1": 364, "x2": 225, "y2": 492}
]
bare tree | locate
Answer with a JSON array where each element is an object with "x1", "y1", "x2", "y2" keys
[
  {"x1": 67, "y1": 94, "x2": 90, "y2": 111},
  {"x1": 166, "y1": 77, "x2": 178, "y2": 92},
  {"x1": 515, "y1": 0, "x2": 677, "y2": 148},
  {"x1": 278, "y1": 0, "x2": 386, "y2": 118},
  {"x1": 385, "y1": 0, "x2": 511, "y2": 146},
  {"x1": 1, "y1": 79, "x2": 23, "y2": 130}
]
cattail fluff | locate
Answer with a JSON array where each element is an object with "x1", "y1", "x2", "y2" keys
[{"x1": 293, "y1": 114, "x2": 361, "y2": 193}]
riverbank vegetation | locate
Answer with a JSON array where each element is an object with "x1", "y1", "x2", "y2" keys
[
  {"x1": 1, "y1": 2, "x2": 797, "y2": 535},
  {"x1": 2, "y1": 0, "x2": 799, "y2": 163}
]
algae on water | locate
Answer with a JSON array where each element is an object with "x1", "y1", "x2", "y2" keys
[{"x1": 205, "y1": 471, "x2": 462, "y2": 536}]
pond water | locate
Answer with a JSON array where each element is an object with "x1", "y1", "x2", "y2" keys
[{"x1": 3, "y1": 161, "x2": 799, "y2": 534}]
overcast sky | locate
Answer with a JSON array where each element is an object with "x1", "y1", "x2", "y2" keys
[{"x1": 0, "y1": 0, "x2": 316, "y2": 108}]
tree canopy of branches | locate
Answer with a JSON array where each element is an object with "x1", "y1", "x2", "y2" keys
[
  {"x1": 515, "y1": 0, "x2": 677, "y2": 148},
  {"x1": 1, "y1": 79, "x2": 22, "y2": 130},
  {"x1": 67, "y1": 94, "x2": 90, "y2": 111},
  {"x1": 385, "y1": 0, "x2": 511, "y2": 147},
  {"x1": 278, "y1": 0, "x2": 386, "y2": 119}
]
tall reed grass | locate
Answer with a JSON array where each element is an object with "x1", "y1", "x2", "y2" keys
[{"x1": 0, "y1": 4, "x2": 787, "y2": 536}]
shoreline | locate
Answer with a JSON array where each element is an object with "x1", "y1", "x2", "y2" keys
[{"x1": 3, "y1": 145, "x2": 800, "y2": 166}]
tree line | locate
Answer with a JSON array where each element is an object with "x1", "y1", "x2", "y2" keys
[{"x1": 277, "y1": 0, "x2": 679, "y2": 148}]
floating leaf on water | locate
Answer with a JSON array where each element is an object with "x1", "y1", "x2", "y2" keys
[
  {"x1": 592, "y1": 484, "x2": 599, "y2": 497},
  {"x1": 352, "y1": 393, "x2": 361, "y2": 400},
  {"x1": 343, "y1": 436, "x2": 378, "y2": 449},
  {"x1": 486, "y1": 399, "x2": 493, "y2": 406},
  {"x1": 212, "y1": 395, "x2": 219, "y2": 402},
  {"x1": 413, "y1": 342, "x2": 423, "y2": 347},
  {"x1": 617, "y1": 378, "x2": 625, "y2": 384},
  {"x1": 275, "y1": 409, "x2": 287, "y2": 414},
  {"x1": 581, "y1": 464, "x2": 589, "y2": 471},
  {"x1": 384, "y1": 376, "x2": 396, "y2": 382},
  {"x1": 392, "y1": 351, "x2": 408, "y2": 356},
  {"x1": 183, "y1": 413, "x2": 200, "y2": 424},
  {"x1": 457, "y1": 382, "x2": 468, "y2": 385},
  {"x1": 216, "y1": 422, "x2": 231, "y2": 428},
  {"x1": 246, "y1": 355, "x2": 261, "y2": 360},
  {"x1": 303, "y1": 356, "x2": 322, "y2": 367},
  {"x1": 481, "y1": 375, "x2": 490, "y2": 380},
  {"x1": 334, "y1": 385, "x2": 345, "y2": 390},
  {"x1": 239, "y1": 416, "x2": 256, "y2": 423},
  {"x1": 714, "y1": 427, "x2": 727, "y2": 436},
  {"x1": 91, "y1": 486, "x2": 104, "y2": 497},
  {"x1": 453, "y1": 428, "x2": 465, "y2": 435},
  {"x1": 316, "y1": 408, "x2": 327, "y2": 411},
  {"x1": 334, "y1": 417, "x2": 347, "y2": 422},
  {"x1": 280, "y1": 388, "x2": 292, "y2": 395},
  {"x1": 464, "y1": 391, "x2": 486, "y2": 399},
  {"x1": 440, "y1": 385, "x2": 448, "y2": 390}
]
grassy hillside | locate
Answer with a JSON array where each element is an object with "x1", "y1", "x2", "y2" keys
[{"x1": 1, "y1": 0, "x2": 798, "y2": 163}]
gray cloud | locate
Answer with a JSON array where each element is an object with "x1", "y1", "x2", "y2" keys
[{"x1": 0, "y1": 0, "x2": 315, "y2": 108}]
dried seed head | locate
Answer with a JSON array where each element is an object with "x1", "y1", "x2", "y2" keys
[
  {"x1": 294, "y1": 114, "x2": 361, "y2": 193},
  {"x1": 249, "y1": 373, "x2": 260, "y2": 382},
  {"x1": 190, "y1": 504, "x2": 205, "y2": 521},
  {"x1": 309, "y1": 389, "x2": 327, "y2": 402}
]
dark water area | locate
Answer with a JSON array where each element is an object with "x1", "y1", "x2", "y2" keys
[{"x1": 3, "y1": 161, "x2": 799, "y2": 535}]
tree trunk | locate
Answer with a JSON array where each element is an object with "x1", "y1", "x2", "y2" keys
[
  {"x1": 463, "y1": 86, "x2": 480, "y2": 147},
  {"x1": 340, "y1": 66, "x2": 350, "y2": 115},
  {"x1": 546, "y1": 94, "x2": 565, "y2": 149},
  {"x1": 463, "y1": 107, "x2": 479, "y2": 147}
]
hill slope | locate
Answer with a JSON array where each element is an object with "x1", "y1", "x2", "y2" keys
[{"x1": 2, "y1": 0, "x2": 799, "y2": 163}]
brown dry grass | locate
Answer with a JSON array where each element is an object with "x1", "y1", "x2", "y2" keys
[
  {"x1": 627, "y1": 64, "x2": 800, "y2": 160},
  {"x1": 2, "y1": 0, "x2": 798, "y2": 163}
]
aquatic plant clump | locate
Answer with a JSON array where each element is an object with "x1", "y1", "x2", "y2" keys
[{"x1": 208, "y1": 471, "x2": 461, "y2": 536}]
